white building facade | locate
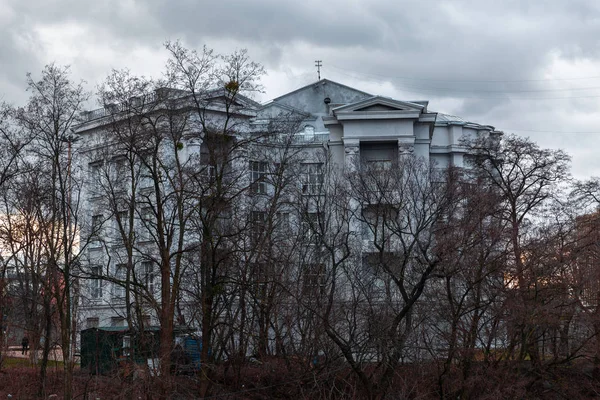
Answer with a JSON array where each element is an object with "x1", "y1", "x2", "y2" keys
[{"x1": 74, "y1": 79, "x2": 499, "y2": 348}]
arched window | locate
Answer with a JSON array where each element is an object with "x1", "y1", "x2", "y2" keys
[
  {"x1": 303, "y1": 125, "x2": 315, "y2": 137},
  {"x1": 296, "y1": 125, "x2": 315, "y2": 142}
]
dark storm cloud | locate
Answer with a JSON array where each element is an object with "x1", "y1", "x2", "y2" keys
[
  {"x1": 0, "y1": 5, "x2": 45, "y2": 104},
  {"x1": 3, "y1": 0, "x2": 598, "y2": 83},
  {"x1": 0, "y1": 41, "x2": 40, "y2": 105},
  {"x1": 6, "y1": 0, "x2": 165, "y2": 46},
  {"x1": 131, "y1": 0, "x2": 600, "y2": 84},
  {"x1": 148, "y1": 0, "x2": 385, "y2": 49},
  {"x1": 1, "y1": 0, "x2": 600, "y2": 177}
]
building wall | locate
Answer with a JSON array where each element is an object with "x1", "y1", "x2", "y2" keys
[
  {"x1": 273, "y1": 80, "x2": 370, "y2": 115},
  {"x1": 75, "y1": 80, "x2": 499, "y2": 333}
]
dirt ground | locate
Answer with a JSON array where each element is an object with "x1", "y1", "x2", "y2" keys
[
  {"x1": 0, "y1": 364, "x2": 198, "y2": 400},
  {"x1": 1, "y1": 357, "x2": 600, "y2": 399}
]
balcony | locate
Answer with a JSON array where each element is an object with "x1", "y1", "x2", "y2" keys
[
  {"x1": 292, "y1": 132, "x2": 329, "y2": 144},
  {"x1": 80, "y1": 92, "x2": 160, "y2": 122}
]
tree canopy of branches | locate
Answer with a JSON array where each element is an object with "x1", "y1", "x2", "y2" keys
[{"x1": 5, "y1": 45, "x2": 600, "y2": 400}]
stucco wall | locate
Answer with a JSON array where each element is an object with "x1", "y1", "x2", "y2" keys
[
  {"x1": 341, "y1": 119, "x2": 415, "y2": 140},
  {"x1": 274, "y1": 81, "x2": 370, "y2": 115}
]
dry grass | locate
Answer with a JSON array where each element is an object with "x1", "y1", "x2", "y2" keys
[{"x1": 0, "y1": 357, "x2": 598, "y2": 399}]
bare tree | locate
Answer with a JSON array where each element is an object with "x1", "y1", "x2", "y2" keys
[
  {"x1": 569, "y1": 178, "x2": 600, "y2": 366},
  {"x1": 11, "y1": 64, "x2": 88, "y2": 400},
  {"x1": 80, "y1": 69, "x2": 168, "y2": 365},
  {"x1": 298, "y1": 155, "x2": 453, "y2": 398},
  {"x1": 164, "y1": 41, "x2": 272, "y2": 395},
  {"x1": 429, "y1": 170, "x2": 508, "y2": 397},
  {"x1": 465, "y1": 133, "x2": 570, "y2": 365},
  {"x1": 74, "y1": 43, "x2": 271, "y2": 396},
  {"x1": 0, "y1": 103, "x2": 31, "y2": 369}
]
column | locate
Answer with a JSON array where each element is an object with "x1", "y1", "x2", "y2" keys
[
  {"x1": 344, "y1": 140, "x2": 360, "y2": 172},
  {"x1": 398, "y1": 140, "x2": 415, "y2": 162}
]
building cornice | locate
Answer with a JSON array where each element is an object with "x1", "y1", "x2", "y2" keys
[{"x1": 334, "y1": 110, "x2": 422, "y2": 120}]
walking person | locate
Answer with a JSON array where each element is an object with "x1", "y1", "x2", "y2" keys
[{"x1": 21, "y1": 336, "x2": 29, "y2": 355}]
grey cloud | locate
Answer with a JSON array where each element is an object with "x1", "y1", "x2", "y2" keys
[
  {"x1": 0, "y1": 6, "x2": 45, "y2": 104},
  {"x1": 1, "y1": 0, "x2": 600, "y2": 178},
  {"x1": 149, "y1": 0, "x2": 386, "y2": 48}
]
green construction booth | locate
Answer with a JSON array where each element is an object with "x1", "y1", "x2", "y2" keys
[{"x1": 80, "y1": 326, "x2": 200, "y2": 375}]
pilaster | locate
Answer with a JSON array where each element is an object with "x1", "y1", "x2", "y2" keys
[{"x1": 344, "y1": 139, "x2": 360, "y2": 172}]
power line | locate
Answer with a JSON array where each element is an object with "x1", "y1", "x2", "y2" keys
[
  {"x1": 323, "y1": 66, "x2": 600, "y2": 134},
  {"x1": 330, "y1": 63, "x2": 600, "y2": 84},
  {"x1": 332, "y1": 68, "x2": 600, "y2": 100},
  {"x1": 502, "y1": 128, "x2": 600, "y2": 134},
  {"x1": 390, "y1": 83, "x2": 600, "y2": 94},
  {"x1": 330, "y1": 68, "x2": 600, "y2": 99}
]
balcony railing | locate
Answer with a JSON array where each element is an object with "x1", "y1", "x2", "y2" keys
[
  {"x1": 292, "y1": 132, "x2": 329, "y2": 144},
  {"x1": 81, "y1": 92, "x2": 160, "y2": 122},
  {"x1": 83, "y1": 108, "x2": 108, "y2": 121}
]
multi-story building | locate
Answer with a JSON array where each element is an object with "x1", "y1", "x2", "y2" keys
[
  {"x1": 74, "y1": 79, "x2": 499, "y2": 351},
  {"x1": 575, "y1": 211, "x2": 600, "y2": 308}
]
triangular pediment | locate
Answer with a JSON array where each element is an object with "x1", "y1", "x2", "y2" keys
[
  {"x1": 332, "y1": 96, "x2": 426, "y2": 114},
  {"x1": 355, "y1": 104, "x2": 400, "y2": 112},
  {"x1": 270, "y1": 79, "x2": 372, "y2": 115}
]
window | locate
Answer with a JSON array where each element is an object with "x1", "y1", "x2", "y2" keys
[
  {"x1": 88, "y1": 161, "x2": 103, "y2": 196},
  {"x1": 139, "y1": 156, "x2": 153, "y2": 189},
  {"x1": 92, "y1": 214, "x2": 103, "y2": 230},
  {"x1": 122, "y1": 335, "x2": 131, "y2": 357},
  {"x1": 302, "y1": 125, "x2": 315, "y2": 139},
  {"x1": 303, "y1": 263, "x2": 325, "y2": 295},
  {"x1": 201, "y1": 163, "x2": 216, "y2": 184},
  {"x1": 250, "y1": 161, "x2": 267, "y2": 194},
  {"x1": 142, "y1": 261, "x2": 155, "y2": 293},
  {"x1": 301, "y1": 212, "x2": 322, "y2": 243},
  {"x1": 366, "y1": 159, "x2": 392, "y2": 171},
  {"x1": 90, "y1": 215, "x2": 103, "y2": 247},
  {"x1": 90, "y1": 266, "x2": 102, "y2": 299},
  {"x1": 86, "y1": 317, "x2": 99, "y2": 329},
  {"x1": 361, "y1": 253, "x2": 400, "y2": 299},
  {"x1": 117, "y1": 210, "x2": 129, "y2": 233},
  {"x1": 251, "y1": 211, "x2": 266, "y2": 243},
  {"x1": 362, "y1": 252, "x2": 400, "y2": 278},
  {"x1": 275, "y1": 212, "x2": 290, "y2": 234},
  {"x1": 139, "y1": 207, "x2": 154, "y2": 242},
  {"x1": 113, "y1": 264, "x2": 126, "y2": 301},
  {"x1": 112, "y1": 157, "x2": 129, "y2": 189},
  {"x1": 251, "y1": 262, "x2": 268, "y2": 294},
  {"x1": 301, "y1": 163, "x2": 324, "y2": 195},
  {"x1": 110, "y1": 316, "x2": 125, "y2": 327},
  {"x1": 215, "y1": 208, "x2": 232, "y2": 235},
  {"x1": 360, "y1": 142, "x2": 398, "y2": 168},
  {"x1": 361, "y1": 205, "x2": 396, "y2": 246}
]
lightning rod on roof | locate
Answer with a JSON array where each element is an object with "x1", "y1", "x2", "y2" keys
[{"x1": 315, "y1": 60, "x2": 322, "y2": 80}]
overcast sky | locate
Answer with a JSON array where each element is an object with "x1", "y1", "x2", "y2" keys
[{"x1": 2, "y1": 0, "x2": 600, "y2": 178}]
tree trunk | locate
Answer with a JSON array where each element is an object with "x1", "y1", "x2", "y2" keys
[
  {"x1": 38, "y1": 302, "x2": 52, "y2": 398},
  {"x1": 159, "y1": 254, "x2": 174, "y2": 394},
  {"x1": 200, "y1": 290, "x2": 213, "y2": 397}
]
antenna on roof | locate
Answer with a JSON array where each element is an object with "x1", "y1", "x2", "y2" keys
[{"x1": 315, "y1": 60, "x2": 322, "y2": 80}]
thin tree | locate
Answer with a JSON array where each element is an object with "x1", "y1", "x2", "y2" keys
[
  {"x1": 165, "y1": 41, "x2": 267, "y2": 396},
  {"x1": 12, "y1": 64, "x2": 88, "y2": 400},
  {"x1": 465, "y1": 133, "x2": 570, "y2": 364}
]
